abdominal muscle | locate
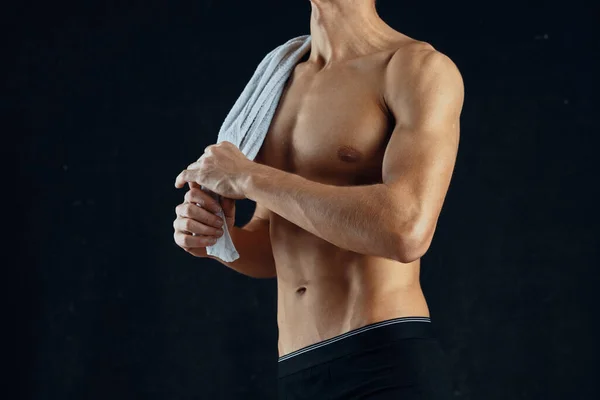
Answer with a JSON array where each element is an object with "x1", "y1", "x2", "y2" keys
[{"x1": 272, "y1": 216, "x2": 431, "y2": 358}]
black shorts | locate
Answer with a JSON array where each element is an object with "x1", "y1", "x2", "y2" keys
[{"x1": 277, "y1": 316, "x2": 453, "y2": 400}]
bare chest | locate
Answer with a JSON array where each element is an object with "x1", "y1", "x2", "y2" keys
[{"x1": 255, "y1": 61, "x2": 393, "y2": 186}]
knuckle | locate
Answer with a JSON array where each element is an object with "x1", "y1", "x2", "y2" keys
[
  {"x1": 186, "y1": 188, "x2": 199, "y2": 200},
  {"x1": 201, "y1": 199, "x2": 214, "y2": 210},
  {"x1": 174, "y1": 231, "x2": 183, "y2": 245},
  {"x1": 188, "y1": 188, "x2": 202, "y2": 201},
  {"x1": 182, "y1": 235, "x2": 193, "y2": 247},
  {"x1": 183, "y1": 219, "x2": 193, "y2": 231}
]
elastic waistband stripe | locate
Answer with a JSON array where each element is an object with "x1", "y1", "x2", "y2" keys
[{"x1": 278, "y1": 316, "x2": 431, "y2": 362}]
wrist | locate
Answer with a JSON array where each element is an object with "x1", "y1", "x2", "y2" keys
[{"x1": 241, "y1": 162, "x2": 265, "y2": 201}]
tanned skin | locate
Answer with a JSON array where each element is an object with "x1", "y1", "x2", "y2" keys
[{"x1": 174, "y1": 0, "x2": 464, "y2": 358}]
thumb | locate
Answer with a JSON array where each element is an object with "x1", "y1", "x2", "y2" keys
[
  {"x1": 188, "y1": 181, "x2": 202, "y2": 190},
  {"x1": 190, "y1": 182, "x2": 219, "y2": 204}
]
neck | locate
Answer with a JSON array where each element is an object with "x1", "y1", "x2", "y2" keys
[{"x1": 308, "y1": 0, "x2": 397, "y2": 66}]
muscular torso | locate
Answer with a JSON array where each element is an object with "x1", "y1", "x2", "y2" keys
[{"x1": 254, "y1": 37, "x2": 432, "y2": 357}]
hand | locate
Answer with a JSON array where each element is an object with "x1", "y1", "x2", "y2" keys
[
  {"x1": 173, "y1": 182, "x2": 237, "y2": 258},
  {"x1": 174, "y1": 141, "x2": 254, "y2": 200}
]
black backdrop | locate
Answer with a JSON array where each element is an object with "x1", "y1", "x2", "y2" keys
[{"x1": 8, "y1": 0, "x2": 599, "y2": 399}]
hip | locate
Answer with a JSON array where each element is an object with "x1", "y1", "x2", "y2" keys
[{"x1": 277, "y1": 317, "x2": 453, "y2": 400}]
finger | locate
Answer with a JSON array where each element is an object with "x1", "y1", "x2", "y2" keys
[
  {"x1": 176, "y1": 203, "x2": 224, "y2": 228},
  {"x1": 174, "y1": 230, "x2": 218, "y2": 248},
  {"x1": 182, "y1": 246, "x2": 209, "y2": 257},
  {"x1": 174, "y1": 217, "x2": 224, "y2": 237},
  {"x1": 175, "y1": 169, "x2": 195, "y2": 188},
  {"x1": 184, "y1": 189, "x2": 222, "y2": 213},
  {"x1": 188, "y1": 181, "x2": 202, "y2": 190},
  {"x1": 187, "y1": 161, "x2": 201, "y2": 170}
]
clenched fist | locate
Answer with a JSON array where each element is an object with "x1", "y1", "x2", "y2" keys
[
  {"x1": 174, "y1": 141, "x2": 254, "y2": 200},
  {"x1": 173, "y1": 182, "x2": 236, "y2": 258}
]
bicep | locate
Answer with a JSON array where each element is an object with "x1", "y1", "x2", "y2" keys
[{"x1": 382, "y1": 49, "x2": 464, "y2": 244}]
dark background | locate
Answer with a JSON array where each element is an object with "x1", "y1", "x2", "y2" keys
[{"x1": 8, "y1": 0, "x2": 599, "y2": 399}]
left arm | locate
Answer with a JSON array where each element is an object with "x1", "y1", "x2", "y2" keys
[
  {"x1": 243, "y1": 47, "x2": 464, "y2": 263},
  {"x1": 243, "y1": 166, "x2": 402, "y2": 261},
  {"x1": 380, "y1": 46, "x2": 464, "y2": 262}
]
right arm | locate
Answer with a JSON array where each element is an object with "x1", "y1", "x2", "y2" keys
[{"x1": 206, "y1": 202, "x2": 277, "y2": 279}]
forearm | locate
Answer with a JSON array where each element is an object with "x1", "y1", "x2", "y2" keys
[
  {"x1": 243, "y1": 164, "x2": 413, "y2": 261},
  {"x1": 207, "y1": 224, "x2": 276, "y2": 279}
]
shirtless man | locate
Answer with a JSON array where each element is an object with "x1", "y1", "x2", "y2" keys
[{"x1": 174, "y1": 0, "x2": 464, "y2": 398}]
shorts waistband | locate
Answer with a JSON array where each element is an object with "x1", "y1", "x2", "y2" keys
[{"x1": 277, "y1": 316, "x2": 433, "y2": 378}]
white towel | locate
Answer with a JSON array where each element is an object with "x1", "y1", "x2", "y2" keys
[{"x1": 200, "y1": 34, "x2": 312, "y2": 263}]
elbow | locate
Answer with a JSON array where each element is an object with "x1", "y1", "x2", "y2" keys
[{"x1": 390, "y1": 218, "x2": 434, "y2": 264}]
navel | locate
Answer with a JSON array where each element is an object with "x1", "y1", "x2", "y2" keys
[
  {"x1": 337, "y1": 145, "x2": 362, "y2": 163},
  {"x1": 296, "y1": 287, "x2": 307, "y2": 295}
]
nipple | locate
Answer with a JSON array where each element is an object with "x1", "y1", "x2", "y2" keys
[{"x1": 337, "y1": 145, "x2": 362, "y2": 163}]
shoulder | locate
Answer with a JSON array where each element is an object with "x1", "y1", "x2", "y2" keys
[
  {"x1": 386, "y1": 39, "x2": 462, "y2": 83},
  {"x1": 383, "y1": 40, "x2": 464, "y2": 115}
]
